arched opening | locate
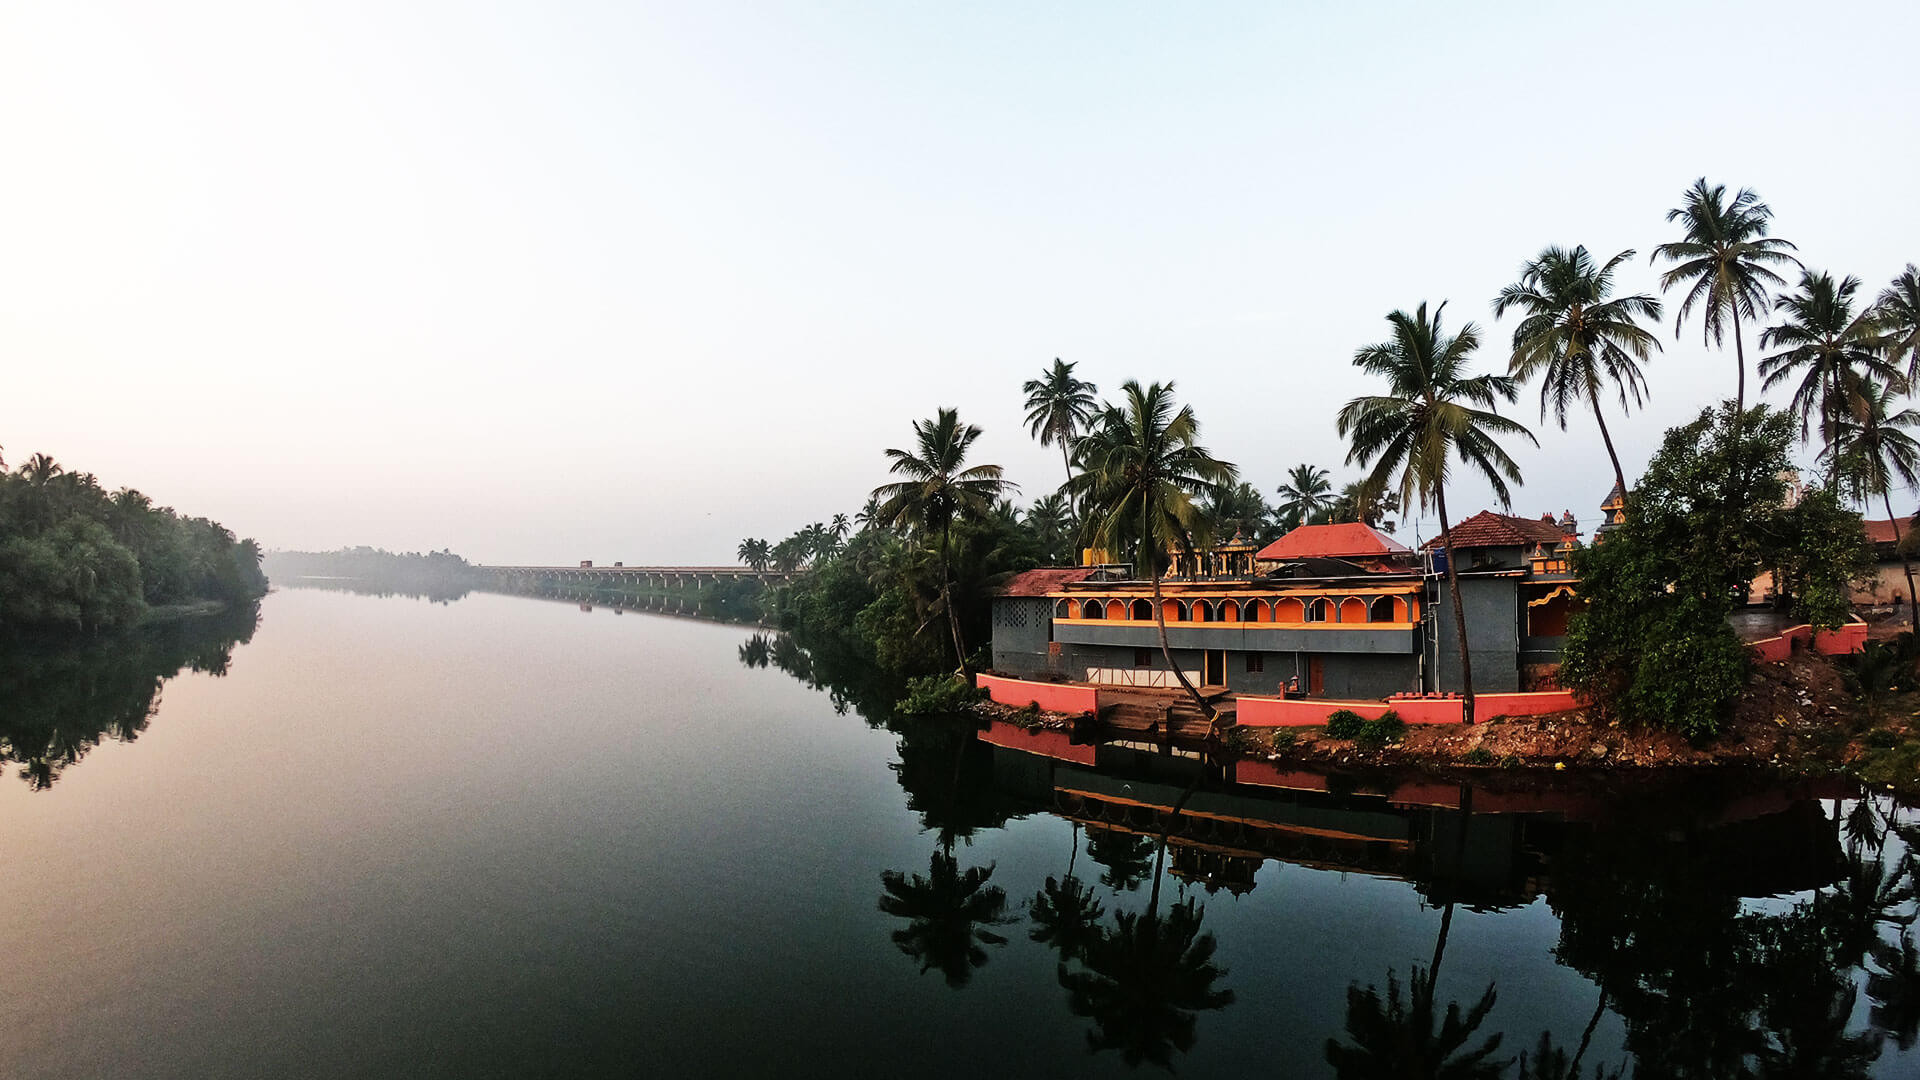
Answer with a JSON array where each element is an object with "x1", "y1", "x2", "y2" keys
[
  {"x1": 1082, "y1": 600, "x2": 1103, "y2": 620},
  {"x1": 1340, "y1": 597, "x2": 1368, "y2": 624},
  {"x1": 1370, "y1": 596, "x2": 1398, "y2": 623},
  {"x1": 1163, "y1": 599, "x2": 1184, "y2": 622},
  {"x1": 1193, "y1": 600, "x2": 1212, "y2": 623},
  {"x1": 1105, "y1": 599, "x2": 1127, "y2": 620},
  {"x1": 1056, "y1": 598, "x2": 1074, "y2": 620},
  {"x1": 1220, "y1": 600, "x2": 1240, "y2": 622},
  {"x1": 1131, "y1": 599, "x2": 1153, "y2": 621},
  {"x1": 1307, "y1": 598, "x2": 1333, "y2": 623},
  {"x1": 1250, "y1": 599, "x2": 1272, "y2": 623},
  {"x1": 1275, "y1": 597, "x2": 1305, "y2": 623}
]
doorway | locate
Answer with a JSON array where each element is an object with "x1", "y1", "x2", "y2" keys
[
  {"x1": 1308, "y1": 655, "x2": 1325, "y2": 695},
  {"x1": 1204, "y1": 650, "x2": 1225, "y2": 686}
]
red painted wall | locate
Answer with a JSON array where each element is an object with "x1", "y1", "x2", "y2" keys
[
  {"x1": 1748, "y1": 619, "x2": 1867, "y2": 662},
  {"x1": 976, "y1": 673, "x2": 1099, "y2": 714},
  {"x1": 1237, "y1": 695, "x2": 1465, "y2": 726},
  {"x1": 1476, "y1": 690, "x2": 1581, "y2": 717}
]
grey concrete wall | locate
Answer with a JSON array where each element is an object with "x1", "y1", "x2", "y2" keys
[
  {"x1": 989, "y1": 597, "x2": 1055, "y2": 677},
  {"x1": 1056, "y1": 643, "x2": 1414, "y2": 699},
  {"x1": 1429, "y1": 576, "x2": 1521, "y2": 693},
  {"x1": 1056, "y1": 621, "x2": 1416, "y2": 656}
]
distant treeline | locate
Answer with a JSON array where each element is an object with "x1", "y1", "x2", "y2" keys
[
  {"x1": 264, "y1": 547, "x2": 476, "y2": 602},
  {"x1": 0, "y1": 451, "x2": 268, "y2": 635}
]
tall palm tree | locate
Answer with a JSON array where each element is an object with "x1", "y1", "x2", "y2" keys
[
  {"x1": 1023, "y1": 358, "x2": 1101, "y2": 491},
  {"x1": 872, "y1": 409, "x2": 1014, "y2": 674},
  {"x1": 1821, "y1": 379, "x2": 1920, "y2": 628},
  {"x1": 20, "y1": 452, "x2": 62, "y2": 486},
  {"x1": 1275, "y1": 464, "x2": 1335, "y2": 530},
  {"x1": 1023, "y1": 492, "x2": 1075, "y2": 564},
  {"x1": 1029, "y1": 873, "x2": 1106, "y2": 963},
  {"x1": 1876, "y1": 265, "x2": 1920, "y2": 382},
  {"x1": 1331, "y1": 479, "x2": 1400, "y2": 530},
  {"x1": 736, "y1": 538, "x2": 772, "y2": 572},
  {"x1": 1759, "y1": 270, "x2": 1901, "y2": 482},
  {"x1": 1493, "y1": 245, "x2": 1662, "y2": 498},
  {"x1": 1651, "y1": 178, "x2": 1800, "y2": 410},
  {"x1": 1067, "y1": 381, "x2": 1236, "y2": 720},
  {"x1": 829, "y1": 513, "x2": 850, "y2": 545},
  {"x1": 1338, "y1": 303, "x2": 1534, "y2": 724}
]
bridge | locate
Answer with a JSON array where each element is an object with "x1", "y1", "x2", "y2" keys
[{"x1": 471, "y1": 563, "x2": 798, "y2": 588}]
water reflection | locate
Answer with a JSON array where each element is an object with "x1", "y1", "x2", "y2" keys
[
  {"x1": 0, "y1": 604, "x2": 258, "y2": 789},
  {"x1": 736, "y1": 628, "x2": 1920, "y2": 1074}
]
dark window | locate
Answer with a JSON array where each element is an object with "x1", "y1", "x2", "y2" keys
[
  {"x1": 1245, "y1": 652, "x2": 1264, "y2": 673},
  {"x1": 1134, "y1": 648, "x2": 1153, "y2": 668}
]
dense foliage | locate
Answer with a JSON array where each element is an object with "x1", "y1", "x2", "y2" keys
[
  {"x1": 0, "y1": 453, "x2": 267, "y2": 634},
  {"x1": 264, "y1": 546, "x2": 476, "y2": 602},
  {"x1": 1560, "y1": 404, "x2": 1872, "y2": 738}
]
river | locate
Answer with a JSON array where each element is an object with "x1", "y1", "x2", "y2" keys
[{"x1": 0, "y1": 586, "x2": 1914, "y2": 1078}]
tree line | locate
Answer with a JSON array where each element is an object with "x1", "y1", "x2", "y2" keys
[
  {"x1": 0, "y1": 448, "x2": 268, "y2": 634},
  {"x1": 748, "y1": 177, "x2": 1915, "y2": 733}
]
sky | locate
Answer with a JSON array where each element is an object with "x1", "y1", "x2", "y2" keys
[{"x1": 3, "y1": 1, "x2": 1917, "y2": 565}]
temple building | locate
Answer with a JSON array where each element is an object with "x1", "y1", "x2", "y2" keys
[{"x1": 989, "y1": 510, "x2": 1585, "y2": 699}]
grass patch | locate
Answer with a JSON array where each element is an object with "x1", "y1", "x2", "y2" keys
[
  {"x1": 1270, "y1": 729, "x2": 1298, "y2": 751},
  {"x1": 1353, "y1": 709, "x2": 1406, "y2": 749},
  {"x1": 897, "y1": 674, "x2": 986, "y2": 716},
  {"x1": 1463, "y1": 747, "x2": 1495, "y2": 766}
]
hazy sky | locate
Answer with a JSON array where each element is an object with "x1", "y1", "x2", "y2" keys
[{"x1": 4, "y1": 2, "x2": 1917, "y2": 565}]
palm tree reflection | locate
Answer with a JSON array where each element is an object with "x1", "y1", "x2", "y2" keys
[
  {"x1": 876, "y1": 851, "x2": 1014, "y2": 989},
  {"x1": 1324, "y1": 966, "x2": 1505, "y2": 1079}
]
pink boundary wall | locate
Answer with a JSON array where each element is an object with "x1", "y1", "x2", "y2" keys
[
  {"x1": 1748, "y1": 618, "x2": 1868, "y2": 662},
  {"x1": 1236, "y1": 689, "x2": 1582, "y2": 727},
  {"x1": 975, "y1": 673, "x2": 1098, "y2": 714}
]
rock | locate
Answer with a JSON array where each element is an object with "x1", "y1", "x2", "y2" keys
[{"x1": 1591, "y1": 743, "x2": 1610, "y2": 758}]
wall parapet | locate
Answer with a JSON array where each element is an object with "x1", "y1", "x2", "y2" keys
[
  {"x1": 976, "y1": 673, "x2": 1099, "y2": 714},
  {"x1": 1748, "y1": 617, "x2": 1869, "y2": 662}
]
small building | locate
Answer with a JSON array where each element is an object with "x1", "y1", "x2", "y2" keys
[
  {"x1": 1854, "y1": 518, "x2": 1917, "y2": 606},
  {"x1": 1422, "y1": 511, "x2": 1581, "y2": 692},
  {"x1": 990, "y1": 497, "x2": 1592, "y2": 700}
]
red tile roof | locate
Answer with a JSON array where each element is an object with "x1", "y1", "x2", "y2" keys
[
  {"x1": 1423, "y1": 510, "x2": 1572, "y2": 550},
  {"x1": 1255, "y1": 523, "x2": 1411, "y2": 561},
  {"x1": 990, "y1": 567, "x2": 1099, "y2": 596},
  {"x1": 1866, "y1": 518, "x2": 1906, "y2": 546}
]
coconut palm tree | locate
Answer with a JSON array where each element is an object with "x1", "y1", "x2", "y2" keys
[
  {"x1": 736, "y1": 538, "x2": 772, "y2": 571},
  {"x1": 1651, "y1": 178, "x2": 1800, "y2": 410},
  {"x1": 1493, "y1": 245, "x2": 1663, "y2": 498},
  {"x1": 1821, "y1": 379, "x2": 1920, "y2": 628},
  {"x1": 1759, "y1": 271, "x2": 1902, "y2": 482},
  {"x1": 872, "y1": 409, "x2": 1014, "y2": 673},
  {"x1": 1876, "y1": 265, "x2": 1920, "y2": 382},
  {"x1": 1022, "y1": 492, "x2": 1076, "y2": 564},
  {"x1": 1067, "y1": 381, "x2": 1236, "y2": 720},
  {"x1": 829, "y1": 513, "x2": 850, "y2": 545},
  {"x1": 1275, "y1": 464, "x2": 1335, "y2": 530},
  {"x1": 1330, "y1": 479, "x2": 1400, "y2": 530},
  {"x1": 1338, "y1": 303, "x2": 1533, "y2": 724},
  {"x1": 1058, "y1": 897, "x2": 1235, "y2": 1069},
  {"x1": 1023, "y1": 358, "x2": 1100, "y2": 491},
  {"x1": 877, "y1": 850, "x2": 1014, "y2": 989}
]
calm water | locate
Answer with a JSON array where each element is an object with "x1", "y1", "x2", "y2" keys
[{"x1": 2, "y1": 588, "x2": 1917, "y2": 1078}]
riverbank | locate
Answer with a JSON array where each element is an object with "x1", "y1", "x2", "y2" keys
[{"x1": 975, "y1": 646, "x2": 1920, "y2": 795}]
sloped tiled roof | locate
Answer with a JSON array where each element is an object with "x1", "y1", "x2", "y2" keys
[
  {"x1": 990, "y1": 567, "x2": 1099, "y2": 597},
  {"x1": 1255, "y1": 522, "x2": 1411, "y2": 562},
  {"x1": 1422, "y1": 510, "x2": 1572, "y2": 551},
  {"x1": 1866, "y1": 519, "x2": 1905, "y2": 546}
]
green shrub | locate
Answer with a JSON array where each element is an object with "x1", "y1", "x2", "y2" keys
[
  {"x1": 1864, "y1": 728, "x2": 1901, "y2": 749},
  {"x1": 1324, "y1": 709, "x2": 1365, "y2": 739},
  {"x1": 1270, "y1": 729, "x2": 1298, "y2": 751},
  {"x1": 1463, "y1": 747, "x2": 1495, "y2": 766},
  {"x1": 897, "y1": 673, "x2": 986, "y2": 716},
  {"x1": 1354, "y1": 710, "x2": 1406, "y2": 749}
]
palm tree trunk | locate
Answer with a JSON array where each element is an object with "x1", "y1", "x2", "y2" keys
[
  {"x1": 1882, "y1": 489, "x2": 1919, "y2": 633},
  {"x1": 1589, "y1": 388, "x2": 1628, "y2": 500},
  {"x1": 1153, "y1": 567, "x2": 1214, "y2": 722},
  {"x1": 941, "y1": 520, "x2": 969, "y2": 676},
  {"x1": 1435, "y1": 490, "x2": 1476, "y2": 724},
  {"x1": 1732, "y1": 304, "x2": 1748, "y2": 412}
]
